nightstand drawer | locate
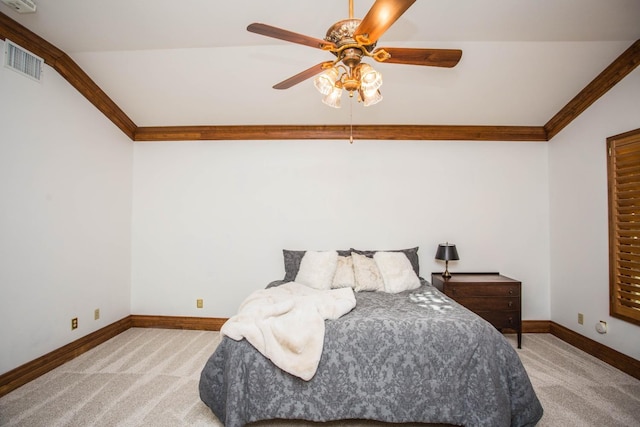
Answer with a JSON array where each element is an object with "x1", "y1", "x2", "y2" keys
[
  {"x1": 445, "y1": 284, "x2": 520, "y2": 297},
  {"x1": 451, "y1": 296, "x2": 520, "y2": 311},
  {"x1": 476, "y1": 311, "x2": 519, "y2": 329}
]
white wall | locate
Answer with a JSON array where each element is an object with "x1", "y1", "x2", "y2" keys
[
  {"x1": 548, "y1": 67, "x2": 640, "y2": 359},
  {"x1": 0, "y1": 41, "x2": 134, "y2": 375},
  {"x1": 9, "y1": 38, "x2": 639, "y2": 375},
  {"x1": 131, "y1": 139, "x2": 550, "y2": 320}
]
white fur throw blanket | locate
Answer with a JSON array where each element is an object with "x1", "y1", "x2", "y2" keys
[{"x1": 221, "y1": 282, "x2": 356, "y2": 380}]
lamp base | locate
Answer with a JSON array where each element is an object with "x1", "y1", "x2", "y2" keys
[{"x1": 441, "y1": 260, "x2": 451, "y2": 278}]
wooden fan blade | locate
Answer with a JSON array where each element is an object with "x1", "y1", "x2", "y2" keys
[
  {"x1": 354, "y1": 0, "x2": 416, "y2": 45},
  {"x1": 273, "y1": 61, "x2": 334, "y2": 90},
  {"x1": 247, "y1": 23, "x2": 335, "y2": 50},
  {"x1": 373, "y1": 47, "x2": 462, "y2": 67}
]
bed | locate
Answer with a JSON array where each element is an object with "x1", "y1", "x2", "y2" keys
[{"x1": 199, "y1": 249, "x2": 543, "y2": 427}]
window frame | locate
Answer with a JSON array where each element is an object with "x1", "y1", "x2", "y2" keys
[{"x1": 607, "y1": 127, "x2": 640, "y2": 326}]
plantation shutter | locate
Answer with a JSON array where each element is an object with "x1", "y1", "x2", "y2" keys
[{"x1": 607, "y1": 128, "x2": 640, "y2": 326}]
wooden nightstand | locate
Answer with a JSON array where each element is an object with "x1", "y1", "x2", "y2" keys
[{"x1": 431, "y1": 272, "x2": 522, "y2": 348}]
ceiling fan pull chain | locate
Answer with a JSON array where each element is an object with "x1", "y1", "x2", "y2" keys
[{"x1": 349, "y1": 97, "x2": 354, "y2": 144}]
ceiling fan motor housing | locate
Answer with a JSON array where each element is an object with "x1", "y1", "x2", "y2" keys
[
  {"x1": 325, "y1": 19, "x2": 377, "y2": 66},
  {"x1": 341, "y1": 48, "x2": 363, "y2": 68}
]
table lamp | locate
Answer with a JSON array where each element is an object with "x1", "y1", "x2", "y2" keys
[{"x1": 435, "y1": 242, "x2": 459, "y2": 278}]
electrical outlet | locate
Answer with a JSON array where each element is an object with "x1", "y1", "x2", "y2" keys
[
  {"x1": 197, "y1": 299, "x2": 203, "y2": 309},
  {"x1": 94, "y1": 308, "x2": 100, "y2": 320},
  {"x1": 578, "y1": 313, "x2": 584, "y2": 325},
  {"x1": 71, "y1": 317, "x2": 78, "y2": 330}
]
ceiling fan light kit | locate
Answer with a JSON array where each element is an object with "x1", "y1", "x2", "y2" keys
[
  {"x1": 314, "y1": 61, "x2": 383, "y2": 108},
  {"x1": 1, "y1": 0, "x2": 36, "y2": 14},
  {"x1": 247, "y1": 0, "x2": 462, "y2": 108}
]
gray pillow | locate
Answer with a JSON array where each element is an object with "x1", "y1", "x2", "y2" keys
[{"x1": 350, "y1": 247, "x2": 420, "y2": 276}]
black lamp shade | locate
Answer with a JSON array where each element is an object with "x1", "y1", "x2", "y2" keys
[{"x1": 435, "y1": 243, "x2": 459, "y2": 261}]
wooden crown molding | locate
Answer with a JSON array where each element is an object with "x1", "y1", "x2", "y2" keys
[
  {"x1": 1, "y1": 12, "x2": 638, "y2": 142},
  {"x1": 134, "y1": 124, "x2": 547, "y2": 142},
  {"x1": 0, "y1": 12, "x2": 137, "y2": 140},
  {"x1": 545, "y1": 39, "x2": 640, "y2": 140}
]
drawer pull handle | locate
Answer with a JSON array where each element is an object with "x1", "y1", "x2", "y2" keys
[
  {"x1": 508, "y1": 301, "x2": 513, "y2": 308},
  {"x1": 508, "y1": 289, "x2": 514, "y2": 295},
  {"x1": 508, "y1": 317, "x2": 513, "y2": 324}
]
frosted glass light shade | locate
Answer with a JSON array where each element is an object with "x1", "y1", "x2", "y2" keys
[
  {"x1": 362, "y1": 89, "x2": 382, "y2": 106},
  {"x1": 359, "y1": 63, "x2": 382, "y2": 93},
  {"x1": 322, "y1": 86, "x2": 342, "y2": 108},
  {"x1": 314, "y1": 67, "x2": 339, "y2": 95}
]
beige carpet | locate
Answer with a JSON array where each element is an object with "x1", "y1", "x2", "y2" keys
[{"x1": 1, "y1": 329, "x2": 639, "y2": 427}]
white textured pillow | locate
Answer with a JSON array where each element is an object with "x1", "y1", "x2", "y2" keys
[
  {"x1": 331, "y1": 256, "x2": 355, "y2": 289},
  {"x1": 351, "y1": 252, "x2": 385, "y2": 292},
  {"x1": 295, "y1": 250, "x2": 339, "y2": 290},
  {"x1": 374, "y1": 251, "x2": 421, "y2": 294}
]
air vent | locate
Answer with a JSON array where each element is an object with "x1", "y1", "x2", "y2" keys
[
  {"x1": 1, "y1": 0, "x2": 36, "y2": 13},
  {"x1": 4, "y1": 40, "x2": 43, "y2": 82}
]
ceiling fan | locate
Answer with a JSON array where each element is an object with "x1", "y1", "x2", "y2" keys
[{"x1": 247, "y1": 0, "x2": 462, "y2": 108}]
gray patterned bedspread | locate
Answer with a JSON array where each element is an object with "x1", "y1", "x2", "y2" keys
[{"x1": 199, "y1": 282, "x2": 543, "y2": 427}]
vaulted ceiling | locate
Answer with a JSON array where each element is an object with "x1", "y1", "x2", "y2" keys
[{"x1": 1, "y1": 0, "x2": 639, "y2": 141}]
